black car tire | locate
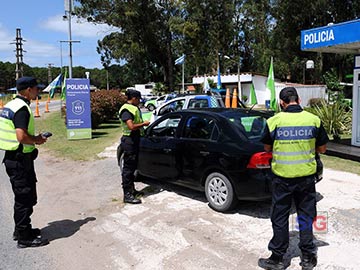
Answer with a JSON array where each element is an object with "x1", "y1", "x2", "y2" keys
[
  {"x1": 147, "y1": 104, "x2": 156, "y2": 111},
  {"x1": 205, "y1": 172, "x2": 238, "y2": 212}
]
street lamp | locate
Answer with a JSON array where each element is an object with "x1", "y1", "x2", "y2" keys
[
  {"x1": 303, "y1": 59, "x2": 314, "y2": 84},
  {"x1": 224, "y1": 55, "x2": 242, "y2": 99},
  {"x1": 64, "y1": 0, "x2": 80, "y2": 78}
]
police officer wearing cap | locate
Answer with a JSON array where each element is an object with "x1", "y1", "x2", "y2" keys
[
  {"x1": 118, "y1": 89, "x2": 150, "y2": 204},
  {"x1": 258, "y1": 87, "x2": 328, "y2": 270},
  {"x1": 0, "y1": 77, "x2": 49, "y2": 248}
]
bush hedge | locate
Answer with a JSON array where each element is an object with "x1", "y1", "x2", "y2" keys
[{"x1": 91, "y1": 90, "x2": 127, "y2": 129}]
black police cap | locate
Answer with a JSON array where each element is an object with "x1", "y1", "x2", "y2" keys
[
  {"x1": 126, "y1": 89, "x2": 141, "y2": 99},
  {"x1": 16, "y1": 77, "x2": 38, "y2": 91}
]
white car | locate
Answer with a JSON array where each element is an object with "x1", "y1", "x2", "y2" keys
[
  {"x1": 149, "y1": 94, "x2": 225, "y2": 123},
  {"x1": 144, "y1": 94, "x2": 177, "y2": 111}
]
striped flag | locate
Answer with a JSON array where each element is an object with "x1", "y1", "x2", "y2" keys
[
  {"x1": 175, "y1": 54, "x2": 185, "y2": 65},
  {"x1": 44, "y1": 74, "x2": 62, "y2": 98},
  {"x1": 266, "y1": 57, "x2": 276, "y2": 110}
]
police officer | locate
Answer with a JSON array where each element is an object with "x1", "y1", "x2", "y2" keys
[
  {"x1": 258, "y1": 87, "x2": 328, "y2": 270},
  {"x1": 0, "y1": 77, "x2": 49, "y2": 248},
  {"x1": 118, "y1": 89, "x2": 149, "y2": 204}
]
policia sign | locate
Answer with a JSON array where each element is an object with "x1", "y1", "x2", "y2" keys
[{"x1": 66, "y1": 79, "x2": 92, "y2": 140}]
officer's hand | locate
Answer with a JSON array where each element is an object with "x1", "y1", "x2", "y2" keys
[
  {"x1": 35, "y1": 134, "x2": 47, "y2": 145},
  {"x1": 143, "y1": 121, "x2": 150, "y2": 126}
]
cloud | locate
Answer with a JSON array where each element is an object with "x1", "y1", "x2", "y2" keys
[
  {"x1": 0, "y1": 24, "x2": 15, "y2": 52},
  {"x1": 42, "y1": 14, "x2": 118, "y2": 39}
]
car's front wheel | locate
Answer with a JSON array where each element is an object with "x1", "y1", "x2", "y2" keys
[
  {"x1": 147, "y1": 104, "x2": 156, "y2": 111},
  {"x1": 205, "y1": 172, "x2": 238, "y2": 212}
]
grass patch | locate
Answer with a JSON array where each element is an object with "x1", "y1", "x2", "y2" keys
[
  {"x1": 35, "y1": 111, "x2": 121, "y2": 160},
  {"x1": 321, "y1": 154, "x2": 360, "y2": 175}
]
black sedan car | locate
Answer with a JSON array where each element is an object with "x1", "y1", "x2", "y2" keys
[{"x1": 135, "y1": 108, "x2": 274, "y2": 212}]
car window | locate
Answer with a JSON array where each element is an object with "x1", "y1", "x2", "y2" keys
[
  {"x1": 183, "y1": 116, "x2": 216, "y2": 140},
  {"x1": 188, "y1": 98, "x2": 209, "y2": 108},
  {"x1": 158, "y1": 99, "x2": 185, "y2": 115},
  {"x1": 148, "y1": 115, "x2": 182, "y2": 137},
  {"x1": 157, "y1": 96, "x2": 166, "y2": 101},
  {"x1": 228, "y1": 115, "x2": 267, "y2": 141}
]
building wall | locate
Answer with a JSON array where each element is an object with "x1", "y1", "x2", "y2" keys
[{"x1": 192, "y1": 74, "x2": 327, "y2": 107}]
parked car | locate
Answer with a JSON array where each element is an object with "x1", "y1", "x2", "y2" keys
[
  {"x1": 136, "y1": 108, "x2": 274, "y2": 212},
  {"x1": 118, "y1": 108, "x2": 323, "y2": 212},
  {"x1": 149, "y1": 94, "x2": 225, "y2": 123},
  {"x1": 144, "y1": 93, "x2": 177, "y2": 111}
]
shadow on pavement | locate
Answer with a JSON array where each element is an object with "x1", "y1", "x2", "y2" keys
[
  {"x1": 139, "y1": 177, "x2": 325, "y2": 220},
  {"x1": 282, "y1": 231, "x2": 329, "y2": 268},
  {"x1": 41, "y1": 217, "x2": 96, "y2": 242}
]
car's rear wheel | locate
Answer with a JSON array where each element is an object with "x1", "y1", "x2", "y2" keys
[
  {"x1": 147, "y1": 104, "x2": 156, "y2": 111},
  {"x1": 205, "y1": 172, "x2": 238, "y2": 212}
]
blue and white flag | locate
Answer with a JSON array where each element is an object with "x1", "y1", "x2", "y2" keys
[
  {"x1": 175, "y1": 54, "x2": 185, "y2": 65},
  {"x1": 43, "y1": 74, "x2": 62, "y2": 98}
]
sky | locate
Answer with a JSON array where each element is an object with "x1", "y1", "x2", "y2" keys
[{"x1": 0, "y1": 0, "x2": 117, "y2": 69}]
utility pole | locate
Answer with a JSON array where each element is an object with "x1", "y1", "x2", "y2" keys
[
  {"x1": 12, "y1": 28, "x2": 26, "y2": 80},
  {"x1": 47, "y1": 63, "x2": 54, "y2": 84}
]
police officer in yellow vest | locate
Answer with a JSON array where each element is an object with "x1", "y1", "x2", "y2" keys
[
  {"x1": 118, "y1": 89, "x2": 149, "y2": 204},
  {"x1": 258, "y1": 87, "x2": 328, "y2": 270},
  {"x1": 0, "y1": 77, "x2": 49, "y2": 248}
]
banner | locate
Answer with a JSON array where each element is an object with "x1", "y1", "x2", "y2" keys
[{"x1": 66, "y1": 79, "x2": 92, "y2": 140}]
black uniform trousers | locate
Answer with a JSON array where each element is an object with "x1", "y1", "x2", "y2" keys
[
  {"x1": 3, "y1": 152, "x2": 37, "y2": 239},
  {"x1": 120, "y1": 135, "x2": 139, "y2": 193},
  {"x1": 269, "y1": 174, "x2": 317, "y2": 258}
]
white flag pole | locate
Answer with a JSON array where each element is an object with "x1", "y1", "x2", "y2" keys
[{"x1": 182, "y1": 61, "x2": 185, "y2": 93}]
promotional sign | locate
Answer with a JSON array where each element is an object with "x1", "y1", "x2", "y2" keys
[{"x1": 66, "y1": 78, "x2": 92, "y2": 140}]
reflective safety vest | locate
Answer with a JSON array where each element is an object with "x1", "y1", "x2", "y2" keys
[
  {"x1": 0, "y1": 98, "x2": 36, "y2": 153},
  {"x1": 267, "y1": 110, "x2": 321, "y2": 178},
  {"x1": 119, "y1": 103, "x2": 144, "y2": 136}
]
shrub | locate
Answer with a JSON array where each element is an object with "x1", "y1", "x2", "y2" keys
[
  {"x1": 306, "y1": 99, "x2": 352, "y2": 141},
  {"x1": 91, "y1": 90, "x2": 126, "y2": 129}
]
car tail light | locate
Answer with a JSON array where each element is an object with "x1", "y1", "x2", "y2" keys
[{"x1": 247, "y1": 152, "x2": 272, "y2": 169}]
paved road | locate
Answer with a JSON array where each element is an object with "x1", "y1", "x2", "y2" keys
[
  {"x1": 29, "y1": 100, "x2": 62, "y2": 114},
  {"x1": 0, "y1": 152, "x2": 54, "y2": 270}
]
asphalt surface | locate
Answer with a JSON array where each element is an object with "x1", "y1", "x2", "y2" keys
[{"x1": 0, "y1": 151, "x2": 54, "y2": 270}]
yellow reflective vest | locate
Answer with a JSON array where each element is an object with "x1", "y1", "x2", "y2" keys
[
  {"x1": 267, "y1": 110, "x2": 321, "y2": 178},
  {"x1": 0, "y1": 98, "x2": 36, "y2": 153},
  {"x1": 119, "y1": 103, "x2": 144, "y2": 136}
]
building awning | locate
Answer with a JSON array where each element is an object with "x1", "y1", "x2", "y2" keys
[{"x1": 301, "y1": 19, "x2": 360, "y2": 54}]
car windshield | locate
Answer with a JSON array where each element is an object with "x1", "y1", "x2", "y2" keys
[{"x1": 221, "y1": 111, "x2": 268, "y2": 141}]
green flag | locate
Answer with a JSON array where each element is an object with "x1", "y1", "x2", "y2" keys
[
  {"x1": 60, "y1": 69, "x2": 67, "y2": 101},
  {"x1": 266, "y1": 57, "x2": 276, "y2": 110},
  {"x1": 249, "y1": 83, "x2": 258, "y2": 105}
]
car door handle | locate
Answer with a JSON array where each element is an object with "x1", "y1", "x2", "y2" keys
[
  {"x1": 200, "y1": 151, "x2": 210, "y2": 156},
  {"x1": 164, "y1": 148, "x2": 172, "y2": 153}
]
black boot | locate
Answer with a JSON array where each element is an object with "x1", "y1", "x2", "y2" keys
[
  {"x1": 258, "y1": 254, "x2": 285, "y2": 270},
  {"x1": 13, "y1": 228, "x2": 41, "y2": 241},
  {"x1": 300, "y1": 254, "x2": 317, "y2": 270},
  {"x1": 17, "y1": 236, "x2": 49, "y2": 248},
  {"x1": 132, "y1": 188, "x2": 144, "y2": 197},
  {"x1": 123, "y1": 192, "x2": 141, "y2": 204}
]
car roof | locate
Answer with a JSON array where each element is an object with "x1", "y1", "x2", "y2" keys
[{"x1": 182, "y1": 107, "x2": 273, "y2": 118}]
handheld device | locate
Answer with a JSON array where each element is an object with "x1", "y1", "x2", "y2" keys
[{"x1": 42, "y1": 132, "x2": 52, "y2": 138}]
